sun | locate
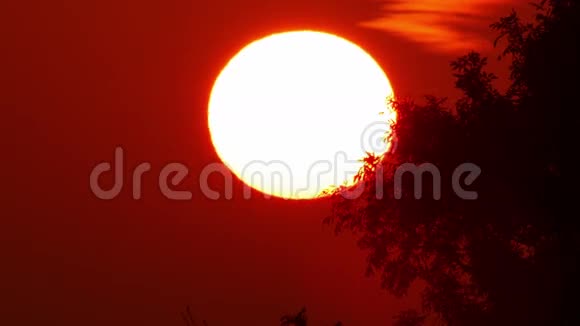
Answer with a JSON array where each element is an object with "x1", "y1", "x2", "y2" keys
[{"x1": 208, "y1": 30, "x2": 395, "y2": 199}]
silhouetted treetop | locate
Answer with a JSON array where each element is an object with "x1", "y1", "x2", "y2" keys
[{"x1": 326, "y1": 1, "x2": 579, "y2": 324}]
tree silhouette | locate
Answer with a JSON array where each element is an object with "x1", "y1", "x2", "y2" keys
[
  {"x1": 181, "y1": 306, "x2": 208, "y2": 326},
  {"x1": 326, "y1": 0, "x2": 579, "y2": 324},
  {"x1": 280, "y1": 307, "x2": 307, "y2": 326},
  {"x1": 393, "y1": 310, "x2": 426, "y2": 326},
  {"x1": 181, "y1": 305, "x2": 345, "y2": 326}
]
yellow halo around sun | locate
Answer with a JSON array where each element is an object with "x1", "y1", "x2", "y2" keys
[{"x1": 208, "y1": 30, "x2": 395, "y2": 199}]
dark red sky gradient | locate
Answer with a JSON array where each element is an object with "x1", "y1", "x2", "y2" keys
[{"x1": 2, "y1": 0, "x2": 528, "y2": 325}]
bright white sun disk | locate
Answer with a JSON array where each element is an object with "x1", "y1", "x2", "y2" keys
[{"x1": 208, "y1": 31, "x2": 395, "y2": 199}]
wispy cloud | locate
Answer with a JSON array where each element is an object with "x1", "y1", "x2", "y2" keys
[{"x1": 359, "y1": 0, "x2": 529, "y2": 53}]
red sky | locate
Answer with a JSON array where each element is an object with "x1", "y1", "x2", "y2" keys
[{"x1": 1, "y1": 0, "x2": 531, "y2": 325}]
